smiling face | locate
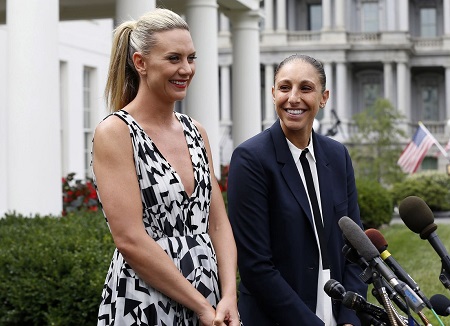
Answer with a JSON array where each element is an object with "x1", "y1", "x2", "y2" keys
[
  {"x1": 135, "y1": 29, "x2": 196, "y2": 105},
  {"x1": 272, "y1": 58, "x2": 329, "y2": 148}
]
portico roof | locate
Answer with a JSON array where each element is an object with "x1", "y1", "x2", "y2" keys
[{"x1": 0, "y1": 0, "x2": 259, "y2": 24}]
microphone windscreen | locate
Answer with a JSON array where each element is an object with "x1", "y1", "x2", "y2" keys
[
  {"x1": 338, "y1": 216, "x2": 379, "y2": 261},
  {"x1": 420, "y1": 222, "x2": 438, "y2": 240},
  {"x1": 398, "y1": 196, "x2": 434, "y2": 234},
  {"x1": 365, "y1": 228, "x2": 387, "y2": 252},
  {"x1": 430, "y1": 294, "x2": 450, "y2": 316},
  {"x1": 324, "y1": 279, "x2": 345, "y2": 300}
]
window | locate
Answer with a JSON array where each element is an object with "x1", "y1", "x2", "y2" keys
[
  {"x1": 308, "y1": 4, "x2": 322, "y2": 31},
  {"x1": 362, "y1": 82, "x2": 381, "y2": 110},
  {"x1": 83, "y1": 67, "x2": 95, "y2": 178},
  {"x1": 361, "y1": 2, "x2": 378, "y2": 32},
  {"x1": 421, "y1": 85, "x2": 439, "y2": 120},
  {"x1": 354, "y1": 70, "x2": 382, "y2": 115},
  {"x1": 420, "y1": 8, "x2": 437, "y2": 37},
  {"x1": 421, "y1": 156, "x2": 437, "y2": 170}
]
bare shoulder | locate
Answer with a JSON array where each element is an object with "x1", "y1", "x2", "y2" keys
[
  {"x1": 93, "y1": 114, "x2": 132, "y2": 159},
  {"x1": 94, "y1": 115, "x2": 130, "y2": 144}
]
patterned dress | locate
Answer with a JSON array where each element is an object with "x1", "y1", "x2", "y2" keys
[{"x1": 94, "y1": 110, "x2": 220, "y2": 326}]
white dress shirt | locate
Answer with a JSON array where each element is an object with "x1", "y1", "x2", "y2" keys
[{"x1": 286, "y1": 137, "x2": 337, "y2": 326}]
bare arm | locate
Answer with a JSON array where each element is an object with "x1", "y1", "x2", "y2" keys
[
  {"x1": 194, "y1": 121, "x2": 240, "y2": 326},
  {"x1": 92, "y1": 116, "x2": 215, "y2": 323}
]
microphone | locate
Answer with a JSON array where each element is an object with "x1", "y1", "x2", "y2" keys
[
  {"x1": 338, "y1": 216, "x2": 426, "y2": 313},
  {"x1": 342, "y1": 290, "x2": 389, "y2": 323},
  {"x1": 399, "y1": 196, "x2": 450, "y2": 289},
  {"x1": 430, "y1": 294, "x2": 450, "y2": 316},
  {"x1": 341, "y1": 242, "x2": 413, "y2": 316},
  {"x1": 365, "y1": 228, "x2": 432, "y2": 309},
  {"x1": 324, "y1": 279, "x2": 346, "y2": 300},
  {"x1": 342, "y1": 241, "x2": 374, "y2": 285},
  {"x1": 324, "y1": 279, "x2": 389, "y2": 324},
  {"x1": 356, "y1": 311, "x2": 387, "y2": 326}
]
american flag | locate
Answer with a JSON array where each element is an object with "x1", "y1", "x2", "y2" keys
[
  {"x1": 397, "y1": 123, "x2": 436, "y2": 174},
  {"x1": 439, "y1": 138, "x2": 450, "y2": 155}
]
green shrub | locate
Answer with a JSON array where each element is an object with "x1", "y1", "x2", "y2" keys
[
  {"x1": 0, "y1": 212, "x2": 114, "y2": 326},
  {"x1": 391, "y1": 171, "x2": 450, "y2": 211},
  {"x1": 356, "y1": 178, "x2": 393, "y2": 229}
]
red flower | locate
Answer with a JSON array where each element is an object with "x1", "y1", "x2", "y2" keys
[{"x1": 62, "y1": 173, "x2": 100, "y2": 216}]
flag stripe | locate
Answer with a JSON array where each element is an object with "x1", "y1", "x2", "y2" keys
[{"x1": 397, "y1": 124, "x2": 436, "y2": 174}]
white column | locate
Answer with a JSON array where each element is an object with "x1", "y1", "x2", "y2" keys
[
  {"x1": 444, "y1": 0, "x2": 450, "y2": 35},
  {"x1": 322, "y1": 0, "x2": 332, "y2": 30},
  {"x1": 321, "y1": 62, "x2": 333, "y2": 126},
  {"x1": 116, "y1": 0, "x2": 155, "y2": 23},
  {"x1": 219, "y1": 65, "x2": 232, "y2": 165},
  {"x1": 335, "y1": 62, "x2": 348, "y2": 140},
  {"x1": 264, "y1": 0, "x2": 274, "y2": 31},
  {"x1": 219, "y1": 13, "x2": 230, "y2": 32},
  {"x1": 64, "y1": 62, "x2": 85, "y2": 176},
  {"x1": 229, "y1": 9, "x2": 262, "y2": 147},
  {"x1": 263, "y1": 64, "x2": 275, "y2": 129},
  {"x1": 385, "y1": 1, "x2": 396, "y2": 31},
  {"x1": 185, "y1": 0, "x2": 221, "y2": 176},
  {"x1": 7, "y1": 0, "x2": 61, "y2": 216},
  {"x1": 336, "y1": 62, "x2": 348, "y2": 119},
  {"x1": 218, "y1": 13, "x2": 231, "y2": 48},
  {"x1": 383, "y1": 62, "x2": 394, "y2": 104},
  {"x1": 276, "y1": 0, "x2": 286, "y2": 31},
  {"x1": 445, "y1": 67, "x2": 450, "y2": 125},
  {"x1": 398, "y1": 0, "x2": 409, "y2": 32},
  {"x1": 220, "y1": 65, "x2": 232, "y2": 127},
  {"x1": 396, "y1": 62, "x2": 410, "y2": 119},
  {"x1": 0, "y1": 27, "x2": 7, "y2": 216},
  {"x1": 335, "y1": 0, "x2": 345, "y2": 30}
]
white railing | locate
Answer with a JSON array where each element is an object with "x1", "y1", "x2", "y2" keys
[
  {"x1": 287, "y1": 31, "x2": 321, "y2": 42},
  {"x1": 412, "y1": 37, "x2": 443, "y2": 49},
  {"x1": 348, "y1": 32, "x2": 380, "y2": 43}
]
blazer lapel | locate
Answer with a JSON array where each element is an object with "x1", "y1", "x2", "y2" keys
[{"x1": 269, "y1": 120, "x2": 315, "y2": 229}]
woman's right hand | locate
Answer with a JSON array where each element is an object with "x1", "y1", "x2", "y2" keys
[{"x1": 198, "y1": 306, "x2": 216, "y2": 326}]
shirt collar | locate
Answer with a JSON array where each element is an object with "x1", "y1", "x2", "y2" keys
[{"x1": 286, "y1": 134, "x2": 317, "y2": 163}]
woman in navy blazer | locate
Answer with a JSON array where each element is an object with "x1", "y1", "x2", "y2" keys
[{"x1": 227, "y1": 54, "x2": 367, "y2": 325}]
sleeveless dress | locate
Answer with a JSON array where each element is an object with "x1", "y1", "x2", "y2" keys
[{"x1": 93, "y1": 110, "x2": 220, "y2": 326}]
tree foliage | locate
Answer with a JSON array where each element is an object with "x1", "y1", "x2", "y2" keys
[{"x1": 349, "y1": 98, "x2": 406, "y2": 186}]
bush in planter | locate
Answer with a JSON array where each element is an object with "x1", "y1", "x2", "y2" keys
[
  {"x1": 0, "y1": 212, "x2": 114, "y2": 326},
  {"x1": 62, "y1": 172, "x2": 100, "y2": 216},
  {"x1": 391, "y1": 171, "x2": 450, "y2": 211},
  {"x1": 356, "y1": 178, "x2": 393, "y2": 229}
]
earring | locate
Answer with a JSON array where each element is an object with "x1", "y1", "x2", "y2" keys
[{"x1": 320, "y1": 104, "x2": 325, "y2": 108}]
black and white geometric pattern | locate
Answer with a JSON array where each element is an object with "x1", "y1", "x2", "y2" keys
[{"x1": 94, "y1": 110, "x2": 219, "y2": 326}]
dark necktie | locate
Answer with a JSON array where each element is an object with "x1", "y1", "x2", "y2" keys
[{"x1": 300, "y1": 149, "x2": 330, "y2": 269}]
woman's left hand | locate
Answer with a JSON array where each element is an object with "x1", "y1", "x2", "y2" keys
[{"x1": 213, "y1": 295, "x2": 241, "y2": 326}]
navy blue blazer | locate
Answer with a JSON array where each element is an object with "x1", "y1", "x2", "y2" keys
[{"x1": 227, "y1": 119, "x2": 367, "y2": 326}]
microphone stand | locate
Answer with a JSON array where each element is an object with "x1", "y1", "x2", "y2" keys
[
  {"x1": 371, "y1": 270, "x2": 405, "y2": 326},
  {"x1": 325, "y1": 109, "x2": 341, "y2": 137},
  {"x1": 356, "y1": 311, "x2": 387, "y2": 326},
  {"x1": 438, "y1": 265, "x2": 450, "y2": 290}
]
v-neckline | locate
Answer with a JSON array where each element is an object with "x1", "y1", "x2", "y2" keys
[{"x1": 120, "y1": 110, "x2": 198, "y2": 200}]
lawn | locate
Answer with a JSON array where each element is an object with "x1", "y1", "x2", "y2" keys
[{"x1": 366, "y1": 222, "x2": 450, "y2": 325}]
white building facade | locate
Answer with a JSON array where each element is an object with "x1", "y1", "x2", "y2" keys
[{"x1": 1, "y1": 0, "x2": 449, "y2": 216}]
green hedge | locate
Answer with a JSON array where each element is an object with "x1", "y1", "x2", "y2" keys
[
  {"x1": 391, "y1": 171, "x2": 450, "y2": 211},
  {"x1": 0, "y1": 212, "x2": 114, "y2": 326},
  {"x1": 356, "y1": 178, "x2": 393, "y2": 229}
]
